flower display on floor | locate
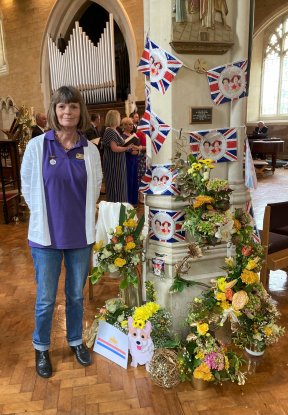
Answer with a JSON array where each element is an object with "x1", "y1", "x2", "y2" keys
[
  {"x1": 84, "y1": 282, "x2": 174, "y2": 350},
  {"x1": 90, "y1": 204, "x2": 145, "y2": 289},
  {"x1": 178, "y1": 323, "x2": 245, "y2": 385}
]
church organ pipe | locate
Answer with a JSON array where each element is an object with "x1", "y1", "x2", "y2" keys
[{"x1": 47, "y1": 14, "x2": 117, "y2": 103}]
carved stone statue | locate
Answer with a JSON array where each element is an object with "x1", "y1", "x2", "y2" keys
[{"x1": 200, "y1": 0, "x2": 230, "y2": 30}]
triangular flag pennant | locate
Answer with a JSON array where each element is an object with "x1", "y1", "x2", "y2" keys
[
  {"x1": 207, "y1": 59, "x2": 248, "y2": 105},
  {"x1": 150, "y1": 111, "x2": 171, "y2": 154},
  {"x1": 139, "y1": 164, "x2": 180, "y2": 196},
  {"x1": 138, "y1": 103, "x2": 151, "y2": 135},
  {"x1": 137, "y1": 36, "x2": 183, "y2": 94},
  {"x1": 245, "y1": 139, "x2": 258, "y2": 189},
  {"x1": 189, "y1": 128, "x2": 238, "y2": 163}
]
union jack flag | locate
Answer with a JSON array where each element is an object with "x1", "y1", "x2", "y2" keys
[
  {"x1": 139, "y1": 164, "x2": 180, "y2": 196},
  {"x1": 150, "y1": 111, "x2": 171, "y2": 154},
  {"x1": 137, "y1": 36, "x2": 150, "y2": 76},
  {"x1": 207, "y1": 59, "x2": 248, "y2": 105},
  {"x1": 149, "y1": 209, "x2": 186, "y2": 243},
  {"x1": 138, "y1": 103, "x2": 151, "y2": 135},
  {"x1": 149, "y1": 39, "x2": 182, "y2": 94},
  {"x1": 245, "y1": 198, "x2": 261, "y2": 243},
  {"x1": 189, "y1": 128, "x2": 238, "y2": 163}
]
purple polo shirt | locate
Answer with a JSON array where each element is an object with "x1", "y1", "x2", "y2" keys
[{"x1": 29, "y1": 130, "x2": 88, "y2": 249}]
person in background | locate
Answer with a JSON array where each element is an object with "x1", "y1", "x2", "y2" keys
[
  {"x1": 21, "y1": 86, "x2": 102, "y2": 378},
  {"x1": 121, "y1": 117, "x2": 141, "y2": 205},
  {"x1": 102, "y1": 110, "x2": 134, "y2": 202},
  {"x1": 130, "y1": 112, "x2": 140, "y2": 133},
  {"x1": 253, "y1": 121, "x2": 268, "y2": 138},
  {"x1": 129, "y1": 111, "x2": 146, "y2": 204},
  {"x1": 31, "y1": 112, "x2": 47, "y2": 138},
  {"x1": 85, "y1": 113, "x2": 103, "y2": 161}
]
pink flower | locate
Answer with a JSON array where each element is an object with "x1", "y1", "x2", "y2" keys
[{"x1": 242, "y1": 245, "x2": 252, "y2": 256}]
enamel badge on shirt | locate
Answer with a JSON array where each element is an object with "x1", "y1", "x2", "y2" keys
[{"x1": 76, "y1": 153, "x2": 84, "y2": 160}]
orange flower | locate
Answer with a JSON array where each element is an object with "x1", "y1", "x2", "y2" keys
[
  {"x1": 126, "y1": 235, "x2": 134, "y2": 243},
  {"x1": 111, "y1": 236, "x2": 118, "y2": 244},
  {"x1": 225, "y1": 288, "x2": 234, "y2": 301}
]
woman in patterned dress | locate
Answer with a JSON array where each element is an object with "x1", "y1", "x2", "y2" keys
[{"x1": 102, "y1": 110, "x2": 133, "y2": 202}]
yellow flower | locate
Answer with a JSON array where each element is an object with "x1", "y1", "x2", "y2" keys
[
  {"x1": 123, "y1": 219, "x2": 137, "y2": 228},
  {"x1": 233, "y1": 219, "x2": 242, "y2": 231},
  {"x1": 115, "y1": 226, "x2": 123, "y2": 235},
  {"x1": 93, "y1": 240, "x2": 104, "y2": 252},
  {"x1": 225, "y1": 257, "x2": 234, "y2": 267},
  {"x1": 197, "y1": 322, "x2": 209, "y2": 336},
  {"x1": 216, "y1": 292, "x2": 226, "y2": 302},
  {"x1": 240, "y1": 269, "x2": 259, "y2": 285},
  {"x1": 263, "y1": 326, "x2": 273, "y2": 336},
  {"x1": 220, "y1": 300, "x2": 230, "y2": 310},
  {"x1": 246, "y1": 258, "x2": 259, "y2": 270},
  {"x1": 224, "y1": 355, "x2": 230, "y2": 370},
  {"x1": 124, "y1": 242, "x2": 136, "y2": 251},
  {"x1": 132, "y1": 319, "x2": 145, "y2": 329},
  {"x1": 195, "y1": 351, "x2": 205, "y2": 359},
  {"x1": 217, "y1": 277, "x2": 227, "y2": 292},
  {"x1": 193, "y1": 195, "x2": 214, "y2": 208},
  {"x1": 114, "y1": 257, "x2": 126, "y2": 267},
  {"x1": 193, "y1": 363, "x2": 213, "y2": 381}
]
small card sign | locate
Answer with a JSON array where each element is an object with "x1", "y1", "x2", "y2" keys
[
  {"x1": 190, "y1": 107, "x2": 213, "y2": 124},
  {"x1": 94, "y1": 321, "x2": 128, "y2": 369}
]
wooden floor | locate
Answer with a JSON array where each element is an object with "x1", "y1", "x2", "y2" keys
[{"x1": 0, "y1": 170, "x2": 288, "y2": 415}]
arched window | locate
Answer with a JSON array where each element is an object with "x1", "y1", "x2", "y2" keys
[
  {"x1": 261, "y1": 15, "x2": 288, "y2": 117},
  {"x1": 0, "y1": 11, "x2": 7, "y2": 75}
]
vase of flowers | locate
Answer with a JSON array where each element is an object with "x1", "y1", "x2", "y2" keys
[{"x1": 90, "y1": 204, "x2": 145, "y2": 301}]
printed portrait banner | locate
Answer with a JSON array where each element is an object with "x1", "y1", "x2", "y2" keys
[
  {"x1": 152, "y1": 257, "x2": 165, "y2": 277},
  {"x1": 149, "y1": 209, "x2": 185, "y2": 243},
  {"x1": 190, "y1": 128, "x2": 238, "y2": 163},
  {"x1": 207, "y1": 59, "x2": 248, "y2": 105},
  {"x1": 150, "y1": 111, "x2": 171, "y2": 154},
  {"x1": 137, "y1": 36, "x2": 183, "y2": 94},
  {"x1": 94, "y1": 321, "x2": 128, "y2": 369},
  {"x1": 139, "y1": 164, "x2": 180, "y2": 196}
]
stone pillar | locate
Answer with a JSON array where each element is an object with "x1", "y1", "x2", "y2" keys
[{"x1": 143, "y1": 0, "x2": 251, "y2": 331}]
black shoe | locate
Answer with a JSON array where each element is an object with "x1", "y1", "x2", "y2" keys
[
  {"x1": 35, "y1": 350, "x2": 52, "y2": 378},
  {"x1": 70, "y1": 344, "x2": 92, "y2": 366}
]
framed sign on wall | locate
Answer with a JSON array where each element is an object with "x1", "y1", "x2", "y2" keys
[{"x1": 190, "y1": 107, "x2": 213, "y2": 124}]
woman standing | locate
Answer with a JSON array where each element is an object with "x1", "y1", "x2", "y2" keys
[
  {"x1": 102, "y1": 110, "x2": 133, "y2": 202},
  {"x1": 121, "y1": 117, "x2": 141, "y2": 205},
  {"x1": 21, "y1": 86, "x2": 102, "y2": 378}
]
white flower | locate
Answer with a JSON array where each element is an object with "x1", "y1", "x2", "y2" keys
[
  {"x1": 131, "y1": 255, "x2": 140, "y2": 265},
  {"x1": 215, "y1": 220, "x2": 234, "y2": 242},
  {"x1": 139, "y1": 233, "x2": 146, "y2": 241},
  {"x1": 108, "y1": 263, "x2": 119, "y2": 273},
  {"x1": 101, "y1": 248, "x2": 113, "y2": 259},
  {"x1": 203, "y1": 171, "x2": 209, "y2": 180},
  {"x1": 114, "y1": 243, "x2": 123, "y2": 252},
  {"x1": 117, "y1": 313, "x2": 124, "y2": 323}
]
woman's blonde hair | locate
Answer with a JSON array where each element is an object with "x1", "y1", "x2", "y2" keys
[
  {"x1": 47, "y1": 86, "x2": 90, "y2": 131},
  {"x1": 105, "y1": 110, "x2": 121, "y2": 128},
  {"x1": 121, "y1": 117, "x2": 133, "y2": 129}
]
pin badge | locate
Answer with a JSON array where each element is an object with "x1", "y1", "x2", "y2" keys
[
  {"x1": 50, "y1": 159, "x2": 56, "y2": 165},
  {"x1": 76, "y1": 153, "x2": 84, "y2": 160}
]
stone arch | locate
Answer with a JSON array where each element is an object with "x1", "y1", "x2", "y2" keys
[
  {"x1": 0, "y1": 96, "x2": 17, "y2": 139},
  {"x1": 40, "y1": 0, "x2": 138, "y2": 110},
  {"x1": 254, "y1": 3, "x2": 288, "y2": 39}
]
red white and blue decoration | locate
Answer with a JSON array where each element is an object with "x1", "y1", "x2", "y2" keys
[
  {"x1": 150, "y1": 112, "x2": 171, "y2": 154},
  {"x1": 149, "y1": 209, "x2": 185, "y2": 243},
  {"x1": 246, "y1": 198, "x2": 261, "y2": 244},
  {"x1": 245, "y1": 139, "x2": 257, "y2": 189},
  {"x1": 190, "y1": 128, "x2": 238, "y2": 163},
  {"x1": 207, "y1": 59, "x2": 248, "y2": 105},
  {"x1": 138, "y1": 103, "x2": 151, "y2": 135},
  {"x1": 139, "y1": 164, "x2": 180, "y2": 196},
  {"x1": 138, "y1": 36, "x2": 183, "y2": 94}
]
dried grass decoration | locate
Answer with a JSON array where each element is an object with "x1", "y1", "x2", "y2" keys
[{"x1": 149, "y1": 349, "x2": 180, "y2": 389}]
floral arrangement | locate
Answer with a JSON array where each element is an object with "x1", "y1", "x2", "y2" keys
[
  {"x1": 84, "y1": 282, "x2": 174, "y2": 350},
  {"x1": 178, "y1": 322, "x2": 246, "y2": 385},
  {"x1": 90, "y1": 204, "x2": 144, "y2": 289},
  {"x1": 175, "y1": 154, "x2": 233, "y2": 245}
]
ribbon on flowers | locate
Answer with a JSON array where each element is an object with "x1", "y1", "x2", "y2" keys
[{"x1": 220, "y1": 307, "x2": 239, "y2": 326}]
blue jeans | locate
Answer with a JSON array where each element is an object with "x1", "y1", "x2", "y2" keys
[{"x1": 31, "y1": 246, "x2": 92, "y2": 351}]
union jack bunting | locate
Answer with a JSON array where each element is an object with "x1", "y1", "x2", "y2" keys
[
  {"x1": 149, "y1": 209, "x2": 185, "y2": 243},
  {"x1": 137, "y1": 36, "x2": 150, "y2": 76},
  {"x1": 137, "y1": 103, "x2": 151, "y2": 135},
  {"x1": 150, "y1": 111, "x2": 171, "y2": 154},
  {"x1": 245, "y1": 198, "x2": 261, "y2": 243},
  {"x1": 139, "y1": 164, "x2": 180, "y2": 196},
  {"x1": 149, "y1": 39, "x2": 183, "y2": 94},
  {"x1": 207, "y1": 59, "x2": 248, "y2": 105},
  {"x1": 189, "y1": 128, "x2": 238, "y2": 163}
]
